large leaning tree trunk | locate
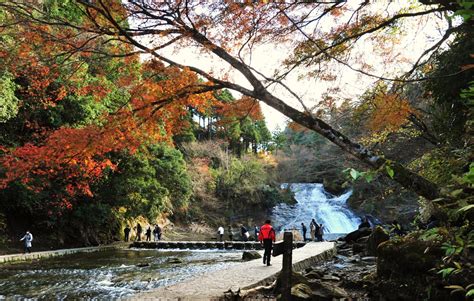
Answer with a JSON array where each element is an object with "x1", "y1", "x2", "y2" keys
[{"x1": 1, "y1": 0, "x2": 464, "y2": 200}]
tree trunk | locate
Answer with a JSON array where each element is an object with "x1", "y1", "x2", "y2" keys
[
  {"x1": 255, "y1": 90, "x2": 440, "y2": 200},
  {"x1": 188, "y1": 30, "x2": 441, "y2": 200}
]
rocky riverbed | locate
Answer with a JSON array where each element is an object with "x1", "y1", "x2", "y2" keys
[{"x1": 236, "y1": 241, "x2": 376, "y2": 301}]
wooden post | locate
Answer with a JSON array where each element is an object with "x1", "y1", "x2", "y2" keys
[{"x1": 282, "y1": 231, "x2": 293, "y2": 301}]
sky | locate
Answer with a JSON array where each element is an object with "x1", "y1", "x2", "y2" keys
[{"x1": 138, "y1": 2, "x2": 451, "y2": 132}]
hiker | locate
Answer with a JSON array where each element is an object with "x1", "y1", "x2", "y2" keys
[
  {"x1": 135, "y1": 223, "x2": 142, "y2": 241},
  {"x1": 124, "y1": 226, "x2": 131, "y2": 242},
  {"x1": 240, "y1": 225, "x2": 249, "y2": 241},
  {"x1": 228, "y1": 225, "x2": 233, "y2": 241},
  {"x1": 254, "y1": 225, "x2": 259, "y2": 242},
  {"x1": 310, "y1": 219, "x2": 317, "y2": 241},
  {"x1": 317, "y1": 223, "x2": 325, "y2": 241},
  {"x1": 217, "y1": 226, "x2": 224, "y2": 241},
  {"x1": 20, "y1": 230, "x2": 33, "y2": 253},
  {"x1": 301, "y1": 222, "x2": 307, "y2": 241},
  {"x1": 145, "y1": 226, "x2": 152, "y2": 242},
  {"x1": 153, "y1": 225, "x2": 162, "y2": 241},
  {"x1": 258, "y1": 220, "x2": 276, "y2": 266}
]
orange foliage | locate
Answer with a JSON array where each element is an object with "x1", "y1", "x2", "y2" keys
[
  {"x1": 367, "y1": 94, "x2": 416, "y2": 132},
  {"x1": 216, "y1": 96, "x2": 263, "y2": 125}
]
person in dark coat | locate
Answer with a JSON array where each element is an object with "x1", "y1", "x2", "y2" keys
[
  {"x1": 301, "y1": 222, "x2": 307, "y2": 241},
  {"x1": 258, "y1": 220, "x2": 276, "y2": 266},
  {"x1": 254, "y1": 226, "x2": 259, "y2": 242},
  {"x1": 124, "y1": 226, "x2": 131, "y2": 242},
  {"x1": 153, "y1": 225, "x2": 162, "y2": 241},
  {"x1": 145, "y1": 226, "x2": 152, "y2": 241},
  {"x1": 135, "y1": 223, "x2": 142, "y2": 241},
  {"x1": 240, "y1": 225, "x2": 249, "y2": 241},
  {"x1": 228, "y1": 225, "x2": 233, "y2": 241},
  {"x1": 317, "y1": 223, "x2": 325, "y2": 241}
]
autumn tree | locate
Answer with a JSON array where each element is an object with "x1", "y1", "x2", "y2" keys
[{"x1": 0, "y1": 0, "x2": 472, "y2": 201}]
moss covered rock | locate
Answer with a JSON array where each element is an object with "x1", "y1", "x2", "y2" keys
[
  {"x1": 290, "y1": 283, "x2": 312, "y2": 301},
  {"x1": 242, "y1": 251, "x2": 262, "y2": 261},
  {"x1": 377, "y1": 235, "x2": 443, "y2": 278},
  {"x1": 367, "y1": 226, "x2": 389, "y2": 256}
]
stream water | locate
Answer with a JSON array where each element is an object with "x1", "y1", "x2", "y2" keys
[
  {"x1": 271, "y1": 183, "x2": 360, "y2": 238},
  {"x1": 0, "y1": 248, "x2": 242, "y2": 300},
  {"x1": 0, "y1": 183, "x2": 360, "y2": 299}
]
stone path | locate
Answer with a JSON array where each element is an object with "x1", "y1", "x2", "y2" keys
[
  {"x1": 131, "y1": 241, "x2": 336, "y2": 301},
  {"x1": 0, "y1": 243, "x2": 125, "y2": 264}
]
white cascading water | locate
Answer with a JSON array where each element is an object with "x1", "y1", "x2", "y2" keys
[{"x1": 271, "y1": 183, "x2": 360, "y2": 234}]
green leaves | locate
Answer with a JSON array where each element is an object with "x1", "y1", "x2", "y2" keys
[
  {"x1": 438, "y1": 267, "x2": 455, "y2": 278},
  {"x1": 385, "y1": 165, "x2": 395, "y2": 179},
  {"x1": 0, "y1": 72, "x2": 19, "y2": 123},
  {"x1": 350, "y1": 168, "x2": 360, "y2": 180},
  {"x1": 452, "y1": 1, "x2": 474, "y2": 22},
  {"x1": 342, "y1": 168, "x2": 376, "y2": 183}
]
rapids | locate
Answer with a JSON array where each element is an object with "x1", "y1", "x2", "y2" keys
[{"x1": 271, "y1": 183, "x2": 360, "y2": 237}]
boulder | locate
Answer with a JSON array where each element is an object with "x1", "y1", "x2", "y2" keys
[
  {"x1": 377, "y1": 237, "x2": 443, "y2": 279},
  {"x1": 242, "y1": 251, "x2": 262, "y2": 261},
  {"x1": 275, "y1": 271, "x2": 310, "y2": 294},
  {"x1": 352, "y1": 243, "x2": 365, "y2": 254},
  {"x1": 308, "y1": 279, "x2": 349, "y2": 299},
  {"x1": 344, "y1": 227, "x2": 372, "y2": 243},
  {"x1": 304, "y1": 270, "x2": 323, "y2": 280},
  {"x1": 366, "y1": 226, "x2": 389, "y2": 256},
  {"x1": 290, "y1": 283, "x2": 312, "y2": 301},
  {"x1": 321, "y1": 275, "x2": 340, "y2": 281}
]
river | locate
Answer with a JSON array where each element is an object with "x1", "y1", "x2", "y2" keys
[
  {"x1": 0, "y1": 183, "x2": 359, "y2": 299},
  {"x1": 0, "y1": 248, "x2": 242, "y2": 299}
]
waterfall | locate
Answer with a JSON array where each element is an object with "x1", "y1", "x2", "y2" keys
[{"x1": 271, "y1": 183, "x2": 360, "y2": 235}]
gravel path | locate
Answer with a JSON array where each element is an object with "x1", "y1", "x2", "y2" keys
[{"x1": 131, "y1": 241, "x2": 335, "y2": 300}]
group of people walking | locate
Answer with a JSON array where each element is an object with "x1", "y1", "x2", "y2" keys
[
  {"x1": 124, "y1": 223, "x2": 162, "y2": 242},
  {"x1": 217, "y1": 225, "x2": 255, "y2": 241},
  {"x1": 301, "y1": 219, "x2": 325, "y2": 242}
]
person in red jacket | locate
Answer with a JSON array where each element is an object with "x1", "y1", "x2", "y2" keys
[{"x1": 258, "y1": 219, "x2": 276, "y2": 266}]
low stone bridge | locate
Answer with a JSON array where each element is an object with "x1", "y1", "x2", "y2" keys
[{"x1": 130, "y1": 240, "x2": 307, "y2": 250}]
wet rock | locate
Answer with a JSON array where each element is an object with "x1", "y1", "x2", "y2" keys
[
  {"x1": 352, "y1": 243, "x2": 365, "y2": 254},
  {"x1": 323, "y1": 178, "x2": 347, "y2": 195},
  {"x1": 344, "y1": 227, "x2": 372, "y2": 243},
  {"x1": 304, "y1": 270, "x2": 323, "y2": 279},
  {"x1": 322, "y1": 275, "x2": 340, "y2": 281},
  {"x1": 361, "y1": 256, "x2": 376, "y2": 263},
  {"x1": 166, "y1": 257, "x2": 183, "y2": 264},
  {"x1": 308, "y1": 279, "x2": 349, "y2": 299},
  {"x1": 356, "y1": 236, "x2": 370, "y2": 244},
  {"x1": 366, "y1": 226, "x2": 389, "y2": 256},
  {"x1": 136, "y1": 263, "x2": 150, "y2": 267},
  {"x1": 242, "y1": 251, "x2": 261, "y2": 261},
  {"x1": 348, "y1": 255, "x2": 361, "y2": 263},
  {"x1": 275, "y1": 271, "x2": 309, "y2": 294},
  {"x1": 290, "y1": 283, "x2": 312, "y2": 301},
  {"x1": 377, "y1": 237, "x2": 443, "y2": 279}
]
